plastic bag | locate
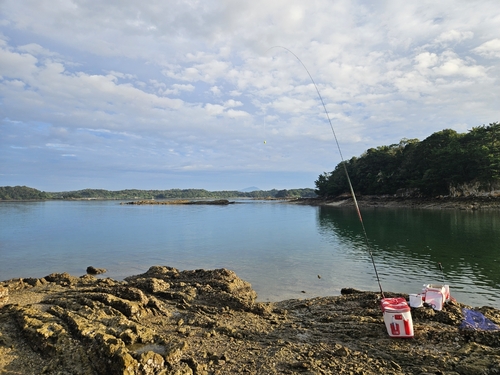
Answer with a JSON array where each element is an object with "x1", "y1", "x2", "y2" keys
[{"x1": 460, "y1": 308, "x2": 500, "y2": 331}]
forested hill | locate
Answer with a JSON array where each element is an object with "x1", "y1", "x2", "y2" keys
[
  {"x1": 315, "y1": 122, "x2": 500, "y2": 198},
  {"x1": 0, "y1": 186, "x2": 316, "y2": 201},
  {"x1": 0, "y1": 186, "x2": 52, "y2": 200}
]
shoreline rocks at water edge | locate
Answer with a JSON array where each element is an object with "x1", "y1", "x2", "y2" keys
[
  {"x1": 292, "y1": 195, "x2": 500, "y2": 210},
  {"x1": 1, "y1": 266, "x2": 500, "y2": 374},
  {"x1": 122, "y1": 199, "x2": 234, "y2": 206}
]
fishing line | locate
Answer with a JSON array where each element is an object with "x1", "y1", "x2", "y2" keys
[{"x1": 268, "y1": 46, "x2": 385, "y2": 297}]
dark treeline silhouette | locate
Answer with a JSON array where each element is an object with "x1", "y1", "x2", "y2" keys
[{"x1": 315, "y1": 122, "x2": 500, "y2": 198}]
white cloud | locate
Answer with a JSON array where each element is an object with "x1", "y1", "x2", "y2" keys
[
  {"x1": 205, "y1": 103, "x2": 225, "y2": 116},
  {"x1": 224, "y1": 99, "x2": 242, "y2": 108},
  {"x1": 226, "y1": 109, "x2": 249, "y2": 118},
  {"x1": 17, "y1": 43, "x2": 59, "y2": 58},
  {"x1": 0, "y1": 46, "x2": 38, "y2": 79},
  {"x1": 161, "y1": 83, "x2": 195, "y2": 95},
  {"x1": 434, "y1": 30, "x2": 474, "y2": 45},
  {"x1": 0, "y1": 0, "x2": 499, "y2": 190},
  {"x1": 204, "y1": 100, "x2": 249, "y2": 118},
  {"x1": 473, "y1": 38, "x2": 500, "y2": 58},
  {"x1": 46, "y1": 143, "x2": 71, "y2": 149},
  {"x1": 414, "y1": 52, "x2": 439, "y2": 71},
  {"x1": 108, "y1": 71, "x2": 137, "y2": 80},
  {"x1": 210, "y1": 86, "x2": 222, "y2": 96},
  {"x1": 431, "y1": 52, "x2": 486, "y2": 77}
]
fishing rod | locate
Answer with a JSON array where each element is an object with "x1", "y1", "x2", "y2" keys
[{"x1": 268, "y1": 46, "x2": 385, "y2": 298}]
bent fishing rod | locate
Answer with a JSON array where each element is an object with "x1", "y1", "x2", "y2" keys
[{"x1": 268, "y1": 46, "x2": 385, "y2": 298}]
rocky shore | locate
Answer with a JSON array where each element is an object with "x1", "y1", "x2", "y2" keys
[
  {"x1": 1, "y1": 266, "x2": 500, "y2": 375},
  {"x1": 292, "y1": 195, "x2": 500, "y2": 210},
  {"x1": 122, "y1": 200, "x2": 234, "y2": 206}
]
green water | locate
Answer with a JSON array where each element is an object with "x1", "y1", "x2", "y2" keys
[
  {"x1": 318, "y1": 206, "x2": 500, "y2": 306},
  {"x1": 1, "y1": 200, "x2": 499, "y2": 307}
]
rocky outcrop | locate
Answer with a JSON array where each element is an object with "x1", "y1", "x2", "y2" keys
[
  {"x1": 1, "y1": 267, "x2": 500, "y2": 374},
  {"x1": 124, "y1": 266, "x2": 260, "y2": 313},
  {"x1": 449, "y1": 181, "x2": 500, "y2": 198},
  {"x1": 86, "y1": 266, "x2": 107, "y2": 275},
  {"x1": 295, "y1": 195, "x2": 500, "y2": 210},
  {"x1": 123, "y1": 200, "x2": 234, "y2": 206}
]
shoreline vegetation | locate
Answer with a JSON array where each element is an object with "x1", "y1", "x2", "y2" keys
[
  {"x1": 1, "y1": 266, "x2": 500, "y2": 374},
  {"x1": 2, "y1": 185, "x2": 500, "y2": 210},
  {"x1": 315, "y1": 122, "x2": 500, "y2": 199},
  {"x1": 0, "y1": 186, "x2": 316, "y2": 201}
]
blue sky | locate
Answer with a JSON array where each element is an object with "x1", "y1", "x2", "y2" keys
[{"x1": 1, "y1": 1, "x2": 499, "y2": 192}]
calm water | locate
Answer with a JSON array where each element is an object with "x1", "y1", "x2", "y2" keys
[{"x1": 0, "y1": 200, "x2": 499, "y2": 308}]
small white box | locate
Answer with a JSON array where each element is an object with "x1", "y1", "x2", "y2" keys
[{"x1": 409, "y1": 294, "x2": 423, "y2": 308}]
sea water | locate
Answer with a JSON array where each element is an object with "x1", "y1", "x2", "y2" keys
[{"x1": 1, "y1": 200, "x2": 499, "y2": 308}]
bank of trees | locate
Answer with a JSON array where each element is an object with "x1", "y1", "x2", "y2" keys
[
  {"x1": 0, "y1": 186, "x2": 52, "y2": 200},
  {"x1": 52, "y1": 188, "x2": 316, "y2": 199},
  {"x1": 315, "y1": 122, "x2": 500, "y2": 198},
  {"x1": 0, "y1": 187, "x2": 316, "y2": 200}
]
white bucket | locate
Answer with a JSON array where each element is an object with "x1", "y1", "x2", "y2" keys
[{"x1": 409, "y1": 294, "x2": 423, "y2": 308}]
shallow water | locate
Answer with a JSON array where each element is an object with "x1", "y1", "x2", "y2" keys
[{"x1": 1, "y1": 200, "x2": 499, "y2": 307}]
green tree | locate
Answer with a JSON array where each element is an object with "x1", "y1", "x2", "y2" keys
[
  {"x1": 0, "y1": 186, "x2": 52, "y2": 200},
  {"x1": 315, "y1": 122, "x2": 500, "y2": 198}
]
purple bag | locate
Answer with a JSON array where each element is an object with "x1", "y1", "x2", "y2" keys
[{"x1": 460, "y1": 308, "x2": 500, "y2": 331}]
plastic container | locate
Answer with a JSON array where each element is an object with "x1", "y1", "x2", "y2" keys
[
  {"x1": 380, "y1": 297, "x2": 414, "y2": 338},
  {"x1": 409, "y1": 294, "x2": 423, "y2": 308},
  {"x1": 423, "y1": 284, "x2": 450, "y2": 311}
]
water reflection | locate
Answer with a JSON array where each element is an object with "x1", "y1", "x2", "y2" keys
[
  {"x1": 318, "y1": 206, "x2": 500, "y2": 307},
  {"x1": 2, "y1": 201, "x2": 499, "y2": 308}
]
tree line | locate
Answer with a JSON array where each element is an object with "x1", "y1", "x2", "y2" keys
[
  {"x1": 0, "y1": 186, "x2": 317, "y2": 201},
  {"x1": 315, "y1": 122, "x2": 500, "y2": 198},
  {"x1": 0, "y1": 186, "x2": 52, "y2": 200}
]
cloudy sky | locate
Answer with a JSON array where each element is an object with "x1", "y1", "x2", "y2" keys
[{"x1": 1, "y1": 1, "x2": 499, "y2": 192}]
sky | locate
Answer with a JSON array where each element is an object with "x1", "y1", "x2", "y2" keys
[{"x1": 1, "y1": 1, "x2": 499, "y2": 192}]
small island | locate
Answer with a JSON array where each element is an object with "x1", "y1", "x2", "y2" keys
[{"x1": 122, "y1": 199, "x2": 235, "y2": 205}]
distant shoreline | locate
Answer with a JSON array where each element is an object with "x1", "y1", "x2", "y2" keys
[
  {"x1": 0, "y1": 196, "x2": 291, "y2": 203},
  {"x1": 291, "y1": 195, "x2": 500, "y2": 210},
  {"x1": 3, "y1": 195, "x2": 500, "y2": 210}
]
